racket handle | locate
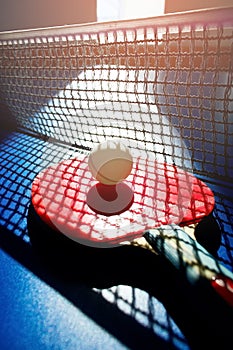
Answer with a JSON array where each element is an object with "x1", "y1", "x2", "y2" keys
[{"x1": 144, "y1": 224, "x2": 233, "y2": 308}]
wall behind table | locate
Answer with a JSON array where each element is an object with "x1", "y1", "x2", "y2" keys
[
  {"x1": 165, "y1": 0, "x2": 233, "y2": 13},
  {"x1": 0, "y1": 0, "x2": 97, "y2": 31}
]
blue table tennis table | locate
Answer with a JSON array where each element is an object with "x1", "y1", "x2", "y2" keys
[{"x1": 0, "y1": 7, "x2": 233, "y2": 350}]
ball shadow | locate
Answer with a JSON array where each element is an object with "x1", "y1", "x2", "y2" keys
[{"x1": 86, "y1": 182, "x2": 134, "y2": 216}]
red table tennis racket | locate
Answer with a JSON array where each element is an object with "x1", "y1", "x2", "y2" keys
[
  {"x1": 31, "y1": 153, "x2": 233, "y2": 307},
  {"x1": 31, "y1": 155, "x2": 212, "y2": 244}
]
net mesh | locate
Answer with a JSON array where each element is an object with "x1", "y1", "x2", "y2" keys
[
  {"x1": 0, "y1": 7, "x2": 232, "y2": 181},
  {"x1": 0, "y1": 9, "x2": 233, "y2": 348}
]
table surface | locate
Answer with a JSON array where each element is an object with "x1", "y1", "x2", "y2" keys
[{"x1": 0, "y1": 130, "x2": 233, "y2": 350}]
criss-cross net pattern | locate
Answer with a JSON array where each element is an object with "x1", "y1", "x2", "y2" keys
[
  {"x1": 0, "y1": 8, "x2": 233, "y2": 350},
  {"x1": 0, "y1": 7, "x2": 232, "y2": 180}
]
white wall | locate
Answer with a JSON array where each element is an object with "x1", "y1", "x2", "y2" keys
[
  {"x1": 97, "y1": 0, "x2": 164, "y2": 22},
  {"x1": 2, "y1": 0, "x2": 230, "y2": 32}
]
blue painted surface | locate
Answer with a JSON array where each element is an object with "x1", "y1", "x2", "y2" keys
[
  {"x1": 0, "y1": 248, "x2": 129, "y2": 350},
  {"x1": 0, "y1": 131, "x2": 190, "y2": 350},
  {"x1": 0, "y1": 131, "x2": 232, "y2": 349}
]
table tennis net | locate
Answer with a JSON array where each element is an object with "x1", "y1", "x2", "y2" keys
[{"x1": 0, "y1": 7, "x2": 232, "y2": 181}]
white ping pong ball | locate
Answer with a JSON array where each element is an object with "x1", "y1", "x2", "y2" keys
[{"x1": 88, "y1": 139, "x2": 133, "y2": 185}]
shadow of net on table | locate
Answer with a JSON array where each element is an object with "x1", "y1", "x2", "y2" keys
[
  {"x1": 0, "y1": 131, "x2": 233, "y2": 349},
  {"x1": 0, "y1": 130, "x2": 194, "y2": 350}
]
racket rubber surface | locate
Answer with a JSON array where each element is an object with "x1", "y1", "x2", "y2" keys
[{"x1": 31, "y1": 156, "x2": 214, "y2": 247}]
